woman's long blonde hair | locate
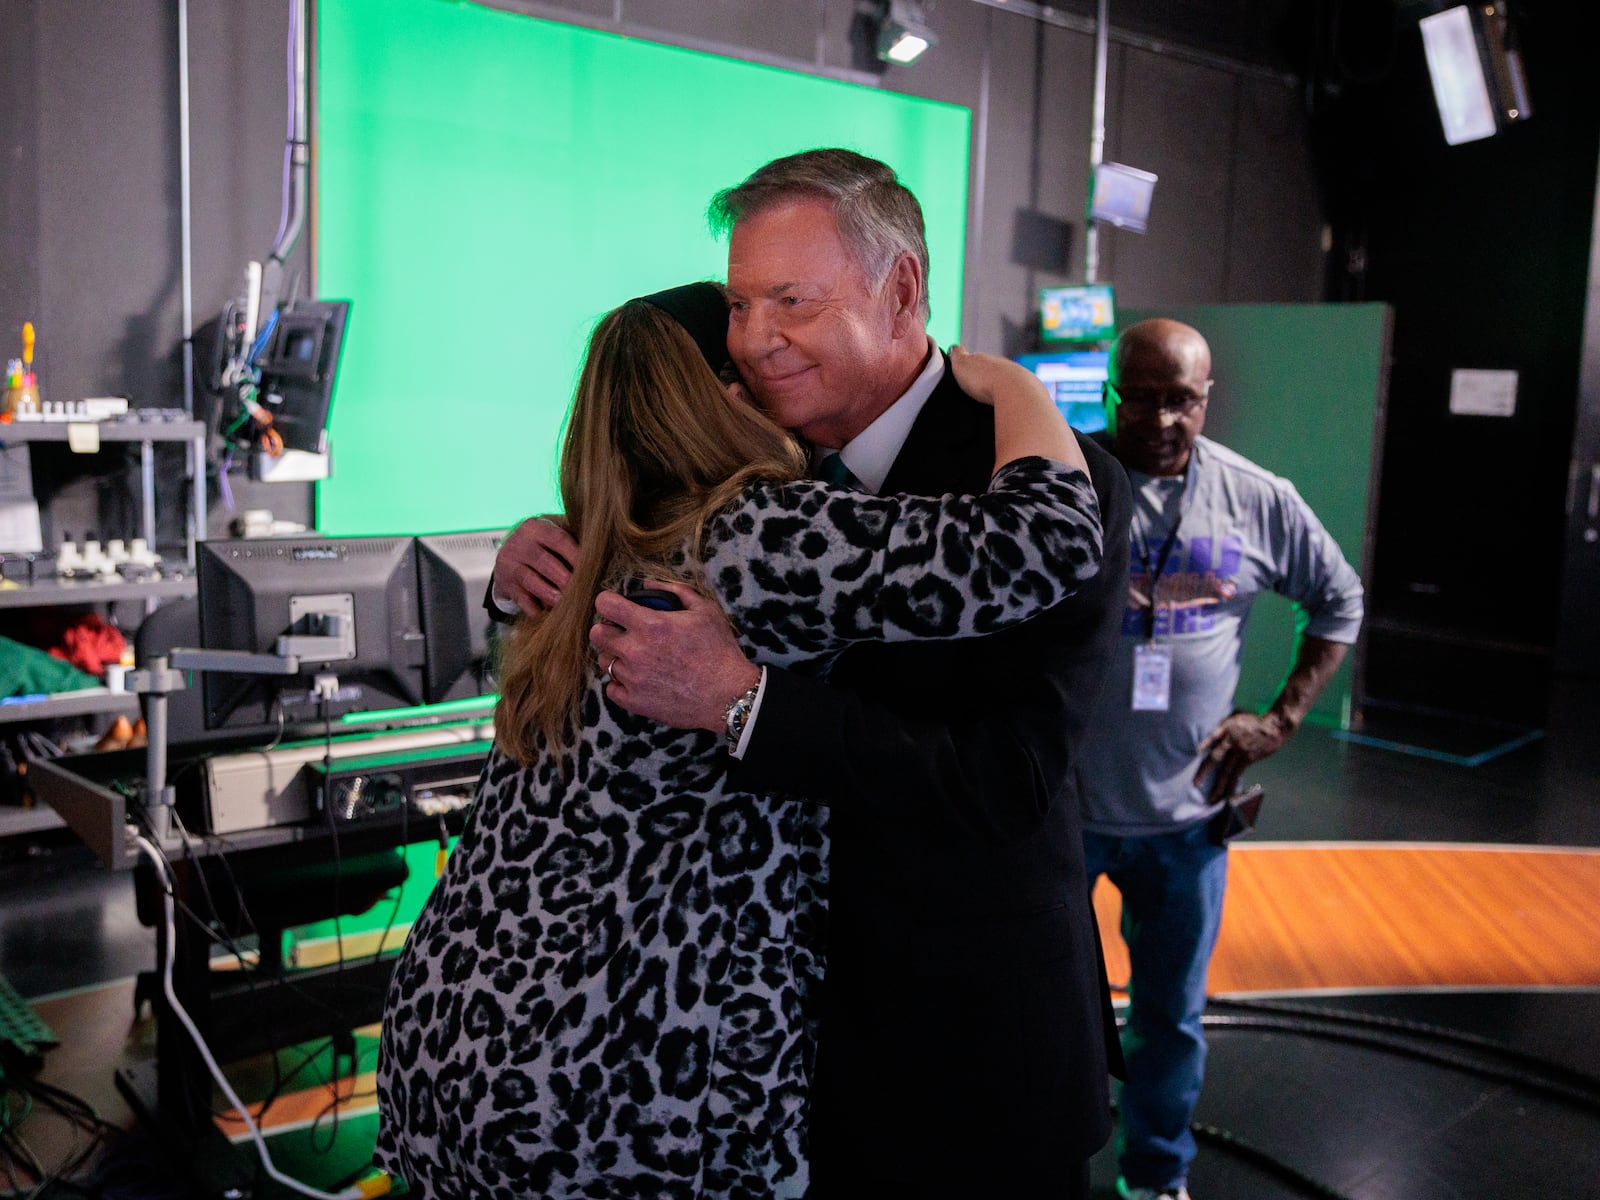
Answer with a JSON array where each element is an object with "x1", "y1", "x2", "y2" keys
[{"x1": 494, "y1": 296, "x2": 806, "y2": 764}]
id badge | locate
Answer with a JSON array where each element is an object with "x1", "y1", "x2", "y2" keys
[{"x1": 1132, "y1": 642, "x2": 1172, "y2": 712}]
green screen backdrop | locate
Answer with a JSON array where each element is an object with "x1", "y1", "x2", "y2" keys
[{"x1": 315, "y1": 0, "x2": 972, "y2": 535}]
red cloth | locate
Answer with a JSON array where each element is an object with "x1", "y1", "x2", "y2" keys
[{"x1": 49, "y1": 614, "x2": 127, "y2": 676}]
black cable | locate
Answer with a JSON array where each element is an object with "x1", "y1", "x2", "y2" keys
[
  {"x1": 366, "y1": 797, "x2": 409, "y2": 967},
  {"x1": 320, "y1": 704, "x2": 348, "y2": 1000},
  {"x1": 134, "y1": 810, "x2": 350, "y2": 1126},
  {"x1": 245, "y1": 1035, "x2": 341, "y2": 1128},
  {"x1": 1190, "y1": 1120, "x2": 1355, "y2": 1200},
  {"x1": 308, "y1": 1071, "x2": 383, "y2": 1161},
  {"x1": 2, "y1": 1127, "x2": 46, "y2": 1189},
  {"x1": 1206, "y1": 994, "x2": 1600, "y2": 1098},
  {"x1": 0, "y1": 1074, "x2": 110, "y2": 1200},
  {"x1": 1201, "y1": 1013, "x2": 1600, "y2": 1113},
  {"x1": 1109, "y1": 1008, "x2": 1357, "y2": 1200},
  {"x1": 308, "y1": 1060, "x2": 346, "y2": 1157},
  {"x1": 305, "y1": 702, "x2": 355, "y2": 1163},
  {"x1": 163, "y1": 809, "x2": 371, "y2": 1049},
  {"x1": 138, "y1": 808, "x2": 266, "y2": 979},
  {"x1": 15, "y1": 1108, "x2": 86, "y2": 1200},
  {"x1": 169, "y1": 809, "x2": 265, "y2": 964},
  {"x1": 12, "y1": 1080, "x2": 113, "y2": 1134},
  {"x1": 1100, "y1": 993, "x2": 1600, "y2": 1200},
  {"x1": 259, "y1": 695, "x2": 288, "y2": 753},
  {"x1": 162, "y1": 816, "x2": 367, "y2": 1125}
]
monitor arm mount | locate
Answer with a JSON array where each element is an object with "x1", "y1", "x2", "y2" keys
[{"x1": 128, "y1": 609, "x2": 350, "y2": 841}]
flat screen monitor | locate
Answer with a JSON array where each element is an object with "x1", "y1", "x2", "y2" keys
[
  {"x1": 1040, "y1": 284, "x2": 1116, "y2": 345},
  {"x1": 1015, "y1": 350, "x2": 1109, "y2": 434},
  {"x1": 416, "y1": 530, "x2": 507, "y2": 704},
  {"x1": 1090, "y1": 162, "x2": 1158, "y2": 233},
  {"x1": 197, "y1": 536, "x2": 426, "y2": 730},
  {"x1": 257, "y1": 299, "x2": 351, "y2": 454}
]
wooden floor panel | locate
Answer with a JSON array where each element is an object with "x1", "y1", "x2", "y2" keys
[{"x1": 1093, "y1": 843, "x2": 1600, "y2": 995}]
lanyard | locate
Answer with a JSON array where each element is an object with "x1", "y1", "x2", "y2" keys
[
  {"x1": 1133, "y1": 510, "x2": 1184, "y2": 642},
  {"x1": 1131, "y1": 456, "x2": 1199, "y2": 641}
]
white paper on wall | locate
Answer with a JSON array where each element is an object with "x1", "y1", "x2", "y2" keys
[{"x1": 1448, "y1": 368, "x2": 1519, "y2": 417}]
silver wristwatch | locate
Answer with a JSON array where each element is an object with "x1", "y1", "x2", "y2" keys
[{"x1": 723, "y1": 681, "x2": 760, "y2": 753}]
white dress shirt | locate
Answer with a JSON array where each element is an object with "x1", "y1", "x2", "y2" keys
[{"x1": 730, "y1": 337, "x2": 945, "y2": 757}]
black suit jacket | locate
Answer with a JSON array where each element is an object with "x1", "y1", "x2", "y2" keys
[{"x1": 733, "y1": 364, "x2": 1132, "y2": 1196}]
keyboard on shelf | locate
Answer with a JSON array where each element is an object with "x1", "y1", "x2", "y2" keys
[{"x1": 0, "y1": 970, "x2": 58, "y2": 1076}]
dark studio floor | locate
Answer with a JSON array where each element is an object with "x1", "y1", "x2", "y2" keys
[{"x1": 0, "y1": 680, "x2": 1596, "y2": 1199}]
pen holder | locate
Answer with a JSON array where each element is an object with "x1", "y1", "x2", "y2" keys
[{"x1": 2, "y1": 380, "x2": 39, "y2": 417}]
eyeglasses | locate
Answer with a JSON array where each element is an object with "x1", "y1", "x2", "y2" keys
[{"x1": 1105, "y1": 381, "x2": 1211, "y2": 418}]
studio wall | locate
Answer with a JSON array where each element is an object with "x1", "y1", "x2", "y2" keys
[
  {"x1": 29, "y1": 1, "x2": 1599, "y2": 719},
  {"x1": 0, "y1": 0, "x2": 1325, "y2": 550},
  {"x1": 1313, "y1": 4, "x2": 1600, "y2": 719}
]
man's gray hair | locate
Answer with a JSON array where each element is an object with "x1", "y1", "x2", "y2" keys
[{"x1": 708, "y1": 148, "x2": 932, "y2": 322}]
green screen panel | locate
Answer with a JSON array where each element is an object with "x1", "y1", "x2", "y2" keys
[
  {"x1": 1123, "y1": 302, "x2": 1391, "y2": 728},
  {"x1": 315, "y1": 0, "x2": 971, "y2": 536}
]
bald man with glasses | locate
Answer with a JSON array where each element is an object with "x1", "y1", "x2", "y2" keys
[{"x1": 1081, "y1": 318, "x2": 1364, "y2": 1200}]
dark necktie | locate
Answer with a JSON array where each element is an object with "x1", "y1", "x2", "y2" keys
[{"x1": 818, "y1": 451, "x2": 861, "y2": 491}]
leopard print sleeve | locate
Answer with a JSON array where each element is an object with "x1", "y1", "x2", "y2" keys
[{"x1": 702, "y1": 455, "x2": 1102, "y2": 667}]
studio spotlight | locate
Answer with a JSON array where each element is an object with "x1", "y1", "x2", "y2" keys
[
  {"x1": 877, "y1": 0, "x2": 936, "y2": 66},
  {"x1": 1420, "y1": 2, "x2": 1533, "y2": 146}
]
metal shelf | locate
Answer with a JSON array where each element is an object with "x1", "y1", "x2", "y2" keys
[
  {"x1": 0, "y1": 689, "x2": 141, "y2": 725},
  {"x1": 0, "y1": 414, "x2": 207, "y2": 567},
  {"x1": 0, "y1": 414, "x2": 207, "y2": 747},
  {"x1": 0, "y1": 805, "x2": 64, "y2": 839},
  {"x1": 0, "y1": 418, "x2": 205, "y2": 443},
  {"x1": 0, "y1": 576, "x2": 194, "y2": 610}
]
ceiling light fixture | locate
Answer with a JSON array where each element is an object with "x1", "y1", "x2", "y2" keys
[{"x1": 877, "y1": 0, "x2": 937, "y2": 66}]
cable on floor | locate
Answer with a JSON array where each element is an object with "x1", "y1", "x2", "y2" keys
[
  {"x1": 1200, "y1": 1012, "x2": 1600, "y2": 1113},
  {"x1": 1206, "y1": 993, "x2": 1600, "y2": 1097},
  {"x1": 1188, "y1": 1120, "x2": 1355, "y2": 1200},
  {"x1": 1112, "y1": 990, "x2": 1600, "y2": 1199}
]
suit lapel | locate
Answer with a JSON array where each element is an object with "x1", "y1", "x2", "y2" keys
[{"x1": 880, "y1": 352, "x2": 994, "y2": 497}]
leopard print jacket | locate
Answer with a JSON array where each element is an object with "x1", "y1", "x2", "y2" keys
[{"x1": 375, "y1": 457, "x2": 1101, "y2": 1198}]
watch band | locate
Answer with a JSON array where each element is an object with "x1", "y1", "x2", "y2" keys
[{"x1": 723, "y1": 683, "x2": 760, "y2": 753}]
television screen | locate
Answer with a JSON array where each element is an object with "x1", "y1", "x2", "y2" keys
[
  {"x1": 1040, "y1": 284, "x2": 1116, "y2": 344},
  {"x1": 1090, "y1": 162, "x2": 1158, "y2": 233},
  {"x1": 1015, "y1": 350, "x2": 1109, "y2": 434}
]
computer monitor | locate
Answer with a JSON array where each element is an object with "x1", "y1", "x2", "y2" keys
[
  {"x1": 197, "y1": 535, "x2": 426, "y2": 731},
  {"x1": 256, "y1": 299, "x2": 351, "y2": 454},
  {"x1": 1090, "y1": 162, "x2": 1158, "y2": 233},
  {"x1": 1040, "y1": 284, "x2": 1116, "y2": 345},
  {"x1": 1015, "y1": 349, "x2": 1110, "y2": 434},
  {"x1": 416, "y1": 529, "x2": 507, "y2": 704}
]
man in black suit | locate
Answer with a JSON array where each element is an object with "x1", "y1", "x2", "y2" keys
[{"x1": 499, "y1": 149, "x2": 1131, "y2": 1198}]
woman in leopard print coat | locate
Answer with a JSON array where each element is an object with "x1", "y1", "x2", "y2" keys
[{"x1": 375, "y1": 284, "x2": 1102, "y2": 1198}]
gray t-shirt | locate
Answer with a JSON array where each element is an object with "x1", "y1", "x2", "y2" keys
[{"x1": 1078, "y1": 435, "x2": 1364, "y2": 834}]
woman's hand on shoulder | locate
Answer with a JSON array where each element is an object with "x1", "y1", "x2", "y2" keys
[{"x1": 949, "y1": 344, "x2": 1051, "y2": 409}]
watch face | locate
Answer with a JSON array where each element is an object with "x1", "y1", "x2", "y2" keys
[{"x1": 725, "y1": 688, "x2": 757, "y2": 749}]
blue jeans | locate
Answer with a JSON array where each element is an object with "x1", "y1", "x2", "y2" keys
[{"x1": 1082, "y1": 822, "x2": 1229, "y2": 1193}]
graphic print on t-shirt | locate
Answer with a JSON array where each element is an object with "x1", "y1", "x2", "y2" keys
[{"x1": 1122, "y1": 532, "x2": 1243, "y2": 637}]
